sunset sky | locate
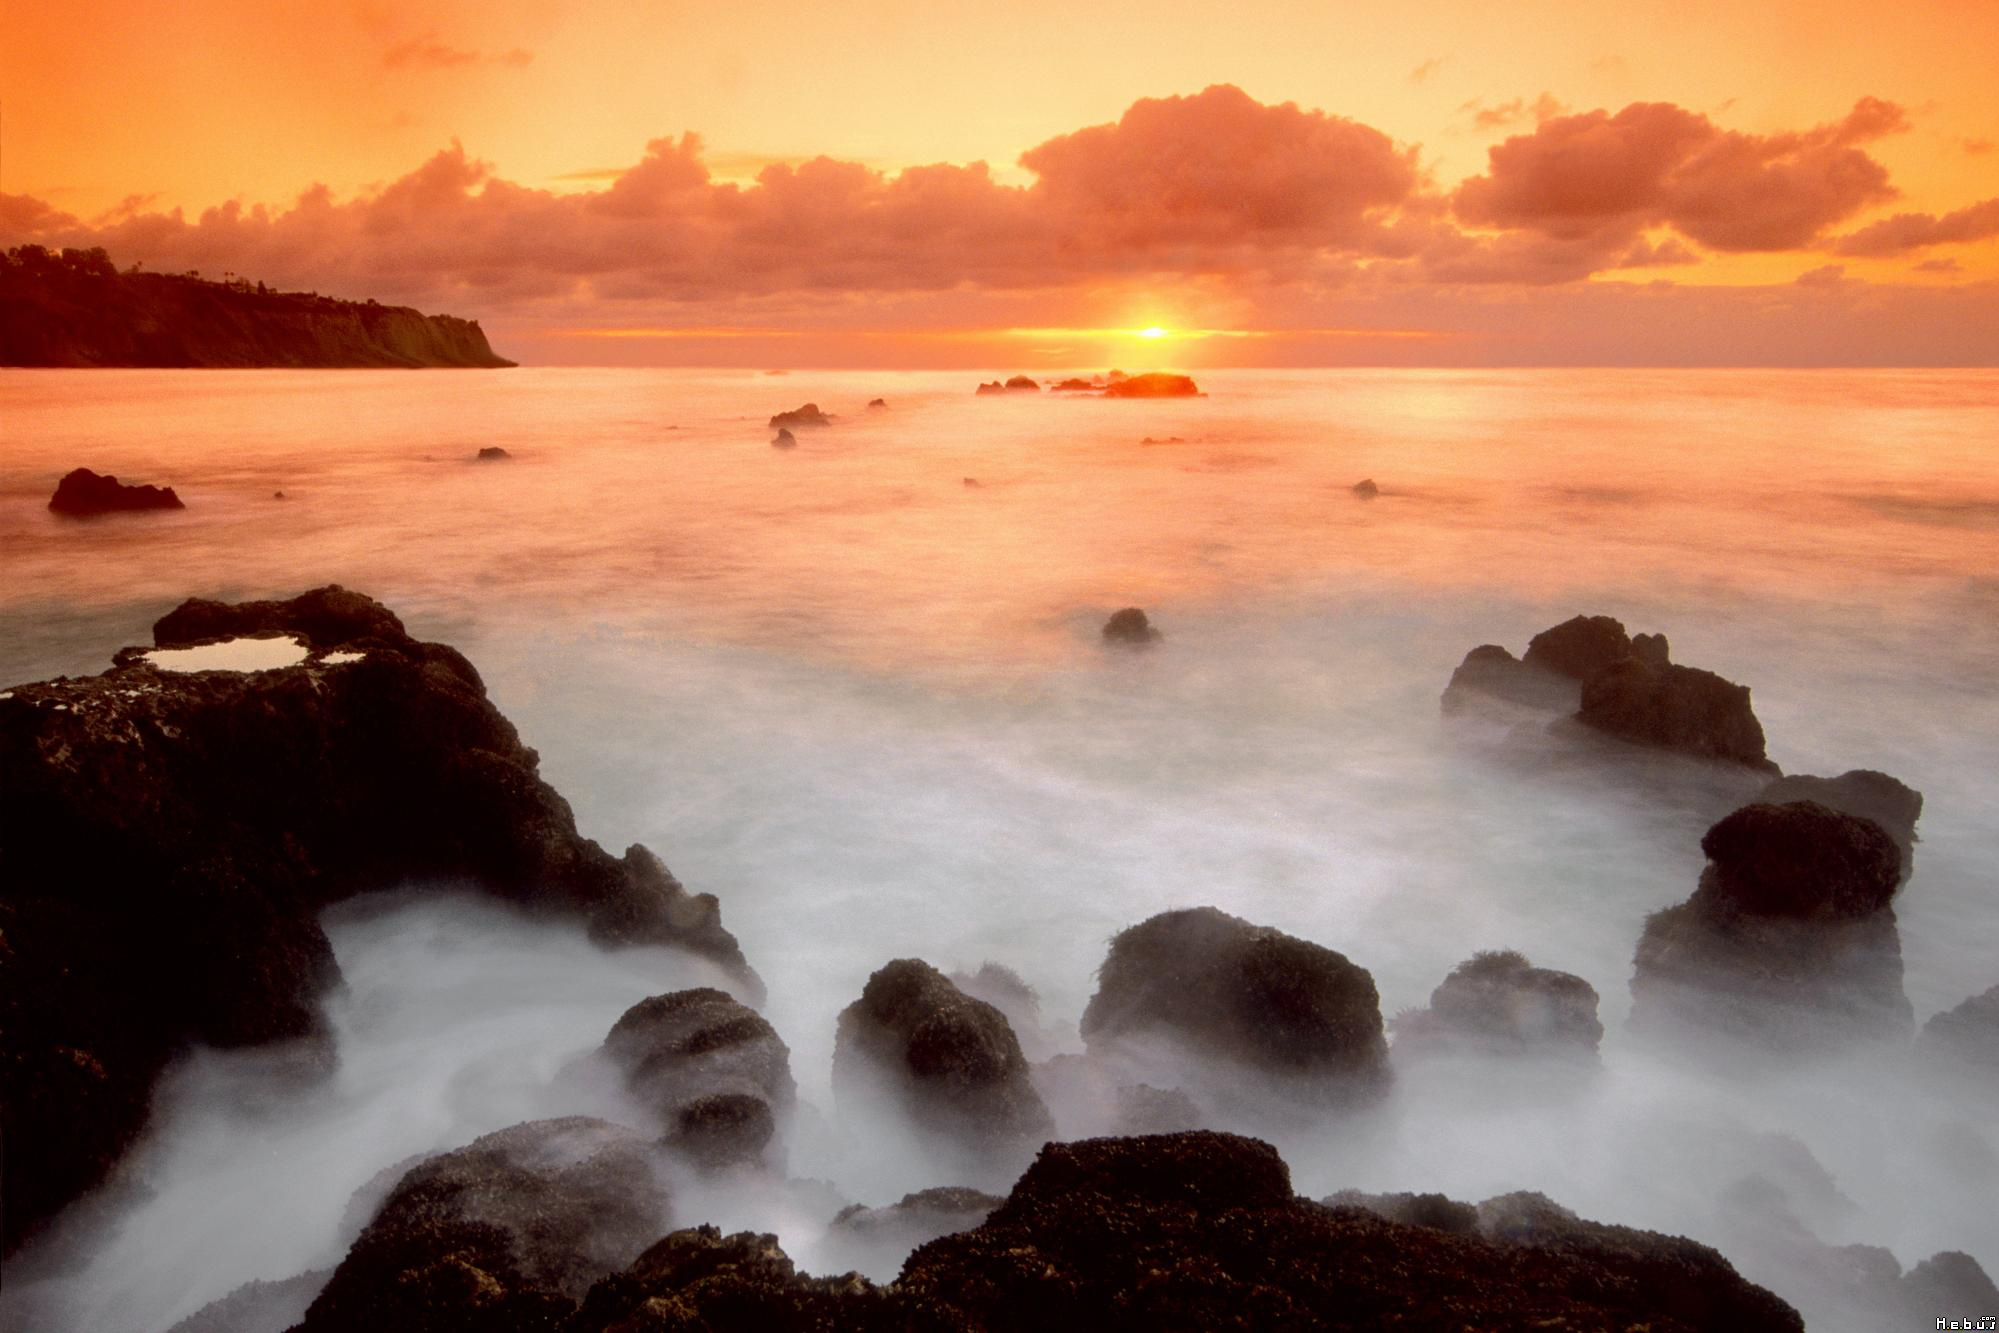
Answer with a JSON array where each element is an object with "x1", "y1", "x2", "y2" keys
[{"x1": 5, "y1": 0, "x2": 1997, "y2": 365}]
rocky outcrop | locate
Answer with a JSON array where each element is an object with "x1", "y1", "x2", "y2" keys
[
  {"x1": 770, "y1": 427, "x2": 797, "y2": 449},
  {"x1": 1580, "y1": 658, "x2": 1776, "y2": 771},
  {"x1": 164, "y1": 1269, "x2": 331, "y2": 1333},
  {"x1": 1523, "y1": 614, "x2": 1640, "y2": 681},
  {"x1": 867, "y1": 397, "x2": 888, "y2": 409},
  {"x1": 1100, "y1": 606, "x2": 1162, "y2": 645},
  {"x1": 601, "y1": 989, "x2": 795, "y2": 1169},
  {"x1": 975, "y1": 375, "x2": 1041, "y2": 394},
  {"x1": 949, "y1": 962, "x2": 1056, "y2": 1061},
  {"x1": 833, "y1": 959, "x2": 1054, "y2": 1159},
  {"x1": 297, "y1": 1118, "x2": 668, "y2": 1331},
  {"x1": 1439, "y1": 644, "x2": 1580, "y2": 715},
  {"x1": 824, "y1": 1186, "x2": 1004, "y2": 1275},
  {"x1": 0, "y1": 586, "x2": 753, "y2": 1254},
  {"x1": 1923, "y1": 983, "x2": 1999, "y2": 1072},
  {"x1": 768, "y1": 403, "x2": 832, "y2": 429},
  {"x1": 1393, "y1": 950, "x2": 1603, "y2": 1058},
  {"x1": 1102, "y1": 372, "x2": 1200, "y2": 397},
  {"x1": 475, "y1": 446, "x2": 512, "y2": 461},
  {"x1": 1759, "y1": 769, "x2": 1922, "y2": 878},
  {"x1": 1323, "y1": 1189, "x2": 1480, "y2": 1235},
  {"x1": 1631, "y1": 802, "x2": 1913, "y2": 1048},
  {"x1": 1350, "y1": 478, "x2": 1379, "y2": 499},
  {"x1": 567, "y1": 1225, "x2": 887, "y2": 1331},
  {"x1": 1, "y1": 245, "x2": 514, "y2": 368},
  {"x1": 47, "y1": 466, "x2": 185, "y2": 515},
  {"x1": 1080, "y1": 908, "x2": 1390, "y2": 1102}
]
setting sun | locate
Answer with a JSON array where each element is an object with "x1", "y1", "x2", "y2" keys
[{"x1": 1138, "y1": 326, "x2": 1169, "y2": 339}]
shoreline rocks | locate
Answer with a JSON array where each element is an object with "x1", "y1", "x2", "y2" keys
[
  {"x1": 601, "y1": 989, "x2": 795, "y2": 1169},
  {"x1": 1100, "y1": 606, "x2": 1162, "y2": 645},
  {"x1": 47, "y1": 466, "x2": 184, "y2": 515},
  {"x1": 1393, "y1": 950, "x2": 1603, "y2": 1058}
]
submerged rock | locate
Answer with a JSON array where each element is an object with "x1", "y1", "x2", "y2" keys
[
  {"x1": 47, "y1": 466, "x2": 183, "y2": 515},
  {"x1": 1393, "y1": 949, "x2": 1603, "y2": 1057},
  {"x1": 1350, "y1": 477, "x2": 1379, "y2": 499},
  {"x1": 867, "y1": 397, "x2": 887, "y2": 409},
  {"x1": 1630, "y1": 802, "x2": 1912, "y2": 1048},
  {"x1": 768, "y1": 403, "x2": 832, "y2": 429},
  {"x1": 824, "y1": 1186, "x2": 1004, "y2": 1275},
  {"x1": 298, "y1": 1118, "x2": 667, "y2": 1331},
  {"x1": 1101, "y1": 372, "x2": 1200, "y2": 397},
  {"x1": 833, "y1": 959, "x2": 1054, "y2": 1160},
  {"x1": 1579, "y1": 658, "x2": 1776, "y2": 771},
  {"x1": 474, "y1": 446, "x2": 511, "y2": 461},
  {"x1": 1100, "y1": 606, "x2": 1162, "y2": 645},
  {"x1": 0, "y1": 586, "x2": 754, "y2": 1255},
  {"x1": 1080, "y1": 907, "x2": 1390, "y2": 1102},
  {"x1": 601, "y1": 988, "x2": 795, "y2": 1169},
  {"x1": 771, "y1": 426, "x2": 797, "y2": 449}
]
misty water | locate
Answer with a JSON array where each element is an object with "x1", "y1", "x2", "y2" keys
[{"x1": 2, "y1": 367, "x2": 1995, "y2": 1329}]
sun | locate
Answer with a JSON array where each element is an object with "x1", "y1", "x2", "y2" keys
[{"x1": 1137, "y1": 326, "x2": 1169, "y2": 339}]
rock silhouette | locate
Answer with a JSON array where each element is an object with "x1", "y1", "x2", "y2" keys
[{"x1": 47, "y1": 466, "x2": 184, "y2": 515}]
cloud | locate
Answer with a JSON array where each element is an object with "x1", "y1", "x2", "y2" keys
[
  {"x1": 382, "y1": 31, "x2": 533, "y2": 69},
  {"x1": 1914, "y1": 257, "x2": 1962, "y2": 273},
  {"x1": 1831, "y1": 197, "x2": 1999, "y2": 256},
  {"x1": 1455, "y1": 97, "x2": 1905, "y2": 253},
  {"x1": 1462, "y1": 93, "x2": 1569, "y2": 131},
  {"x1": 1965, "y1": 138, "x2": 1995, "y2": 156},
  {"x1": 1408, "y1": 57, "x2": 1445, "y2": 85}
]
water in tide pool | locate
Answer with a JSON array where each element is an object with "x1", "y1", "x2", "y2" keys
[{"x1": 2, "y1": 367, "x2": 1996, "y2": 1329}]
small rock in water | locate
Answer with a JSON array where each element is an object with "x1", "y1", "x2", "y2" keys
[
  {"x1": 1351, "y1": 478, "x2": 1380, "y2": 499},
  {"x1": 1102, "y1": 372, "x2": 1200, "y2": 398},
  {"x1": 474, "y1": 446, "x2": 511, "y2": 461},
  {"x1": 962, "y1": 477, "x2": 981, "y2": 488},
  {"x1": 48, "y1": 467, "x2": 184, "y2": 515},
  {"x1": 1101, "y1": 607, "x2": 1162, "y2": 645},
  {"x1": 769, "y1": 403, "x2": 833, "y2": 428},
  {"x1": 772, "y1": 427, "x2": 798, "y2": 449},
  {"x1": 867, "y1": 397, "x2": 888, "y2": 409},
  {"x1": 273, "y1": 490, "x2": 286, "y2": 500}
]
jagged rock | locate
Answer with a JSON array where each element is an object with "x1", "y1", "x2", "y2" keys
[
  {"x1": 771, "y1": 427, "x2": 797, "y2": 449},
  {"x1": 1759, "y1": 769, "x2": 1922, "y2": 877},
  {"x1": 47, "y1": 466, "x2": 184, "y2": 515},
  {"x1": 474, "y1": 446, "x2": 511, "y2": 461},
  {"x1": 298, "y1": 1118, "x2": 668, "y2": 1332},
  {"x1": 768, "y1": 404, "x2": 832, "y2": 429},
  {"x1": 0, "y1": 587, "x2": 753, "y2": 1255},
  {"x1": 1138, "y1": 435, "x2": 1186, "y2": 444},
  {"x1": 1322, "y1": 1189, "x2": 1479, "y2": 1236},
  {"x1": 1080, "y1": 908, "x2": 1390, "y2": 1101},
  {"x1": 1630, "y1": 803, "x2": 1912, "y2": 1048},
  {"x1": 833, "y1": 959, "x2": 1054, "y2": 1158},
  {"x1": 568, "y1": 1225, "x2": 886, "y2": 1331},
  {"x1": 164, "y1": 1268, "x2": 331, "y2": 1333},
  {"x1": 1439, "y1": 643, "x2": 1581, "y2": 715},
  {"x1": 1102, "y1": 372, "x2": 1200, "y2": 397},
  {"x1": 1924, "y1": 983, "x2": 1999, "y2": 1071},
  {"x1": 1522, "y1": 614, "x2": 1638, "y2": 681},
  {"x1": 866, "y1": 398, "x2": 887, "y2": 409},
  {"x1": 602, "y1": 988, "x2": 795, "y2": 1169},
  {"x1": 1393, "y1": 950, "x2": 1602, "y2": 1057},
  {"x1": 1350, "y1": 478, "x2": 1379, "y2": 499},
  {"x1": 974, "y1": 381, "x2": 1006, "y2": 395},
  {"x1": 1100, "y1": 606, "x2": 1161, "y2": 645},
  {"x1": 1579, "y1": 658, "x2": 1776, "y2": 770}
]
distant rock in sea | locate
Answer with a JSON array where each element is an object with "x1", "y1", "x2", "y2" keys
[
  {"x1": 1101, "y1": 606, "x2": 1162, "y2": 644},
  {"x1": 474, "y1": 446, "x2": 512, "y2": 462},
  {"x1": 1102, "y1": 372, "x2": 1200, "y2": 398},
  {"x1": 1351, "y1": 478, "x2": 1380, "y2": 499},
  {"x1": 976, "y1": 375, "x2": 1041, "y2": 394},
  {"x1": 0, "y1": 585, "x2": 756, "y2": 1256},
  {"x1": 772, "y1": 427, "x2": 798, "y2": 449},
  {"x1": 867, "y1": 397, "x2": 888, "y2": 409},
  {"x1": 47, "y1": 466, "x2": 184, "y2": 515},
  {"x1": 1, "y1": 244, "x2": 514, "y2": 368},
  {"x1": 769, "y1": 403, "x2": 832, "y2": 429},
  {"x1": 1139, "y1": 435, "x2": 1186, "y2": 445}
]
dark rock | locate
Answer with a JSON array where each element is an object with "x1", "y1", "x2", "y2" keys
[
  {"x1": 1393, "y1": 950, "x2": 1603, "y2": 1057},
  {"x1": 47, "y1": 467, "x2": 184, "y2": 515},
  {"x1": 1923, "y1": 983, "x2": 1999, "y2": 1071},
  {"x1": 867, "y1": 397, "x2": 887, "y2": 409},
  {"x1": 1049, "y1": 377, "x2": 1099, "y2": 390},
  {"x1": 961, "y1": 476, "x2": 979, "y2": 487},
  {"x1": 1351, "y1": 478, "x2": 1379, "y2": 499},
  {"x1": 1902, "y1": 1250, "x2": 1999, "y2": 1315},
  {"x1": 768, "y1": 404, "x2": 832, "y2": 429},
  {"x1": 1004, "y1": 375, "x2": 1040, "y2": 391},
  {"x1": 974, "y1": 381, "x2": 1006, "y2": 395},
  {"x1": 601, "y1": 988, "x2": 795, "y2": 1169},
  {"x1": 273, "y1": 490, "x2": 286, "y2": 499},
  {"x1": 1101, "y1": 372, "x2": 1200, "y2": 397},
  {"x1": 771, "y1": 427, "x2": 797, "y2": 449},
  {"x1": 1633, "y1": 631, "x2": 1671, "y2": 667},
  {"x1": 1323, "y1": 1189, "x2": 1479, "y2": 1236},
  {"x1": 474, "y1": 446, "x2": 511, "y2": 461},
  {"x1": 1759, "y1": 769, "x2": 1922, "y2": 877},
  {"x1": 1522, "y1": 613, "x2": 1636, "y2": 681},
  {"x1": 833, "y1": 959, "x2": 1054, "y2": 1159},
  {"x1": 164, "y1": 1268, "x2": 331, "y2": 1333},
  {"x1": 825, "y1": 1186, "x2": 1004, "y2": 1275},
  {"x1": 1138, "y1": 435, "x2": 1186, "y2": 444},
  {"x1": 1100, "y1": 606, "x2": 1161, "y2": 645},
  {"x1": 1439, "y1": 643, "x2": 1581, "y2": 715},
  {"x1": 1080, "y1": 907, "x2": 1390, "y2": 1100},
  {"x1": 568, "y1": 1225, "x2": 885, "y2": 1332},
  {"x1": 949, "y1": 962, "x2": 1051, "y2": 1059},
  {"x1": 1631, "y1": 804, "x2": 1912, "y2": 1048},
  {"x1": 298, "y1": 1118, "x2": 667, "y2": 1332},
  {"x1": 0, "y1": 587, "x2": 753, "y2": 1255},
  {"x1": 1579, "y1": 657, "x2": 1776, "y2": 770}
]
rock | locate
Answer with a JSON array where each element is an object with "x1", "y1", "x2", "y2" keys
[
  {"x1": 1632, "y1": 631, "x2": 1671, "y2": 667},
  {"x1": 1392, "y1": 950, "x2": 1603, "y2": 1057},
  {"x1": 1350, "y1": 478, "x2": 1379, "y2": 499},
  {"x1": 1579, "y1": 657, "x2": 1776, "y2": 770},
  {"x1": 1101, "y1": 372, "x2": 1200, "y2": 397},
  {"x1": 47, "y1": 466, "x2": 184, "y2": 515},
  {"x1": 1138, "y1": 435, "x2": 1186, "y2": 444},
  {"x1": 1902, "y1": 1250, "x2": 1999, "y2": 1316},
  {"x1": 0, "y1": 587, "x2": 753, "y2": 1255},
  {"x1": 768, "y1": 403, "x2": 832, "y2": 429},
  {"x1": 1100, "y1": 606, "x2": 1162, "y2": 645},
  {"x1": 273, "y1": 490, "x2": 286, "y2": 500},
  {"x1": 164, "y1": 1268, "x2": 332, "y2": 1333},
  {"x1": 1004, "y1": 375, "x2": 1040, "y2": 391},
  {"x1": 974, "y1": 381, "x2": 1006, "y2": 395},
  {"x1": 1439, "y1": 644, "x2": 1580, "y2": 715},
  {"x1": 961, "y1": 477, "x2": 980, "y2": 488},
  {"x1": 867, "y1": 397, "x2": 887, "y2": 409},
  {"x1": 1322, "y1": 1189, "x2": 1479, "y2": 1236},
  {"x1": 1031, "y1": 1053, "x2": 1206, "y2": 1138},
  {"x1": 1049, "y1": 377, "x2": 1099, "y2": 390},
  {"x1": 474, "y1": 446, "x2": 511, "y2": 461},
  {"x1": 1758, "y1": 769, "x2": 1922, "y2": 877},
  {"x1": 825, "y1": 1186, "x2": 1004, "y2": 1276},
  {"x1": 601, "y1": 988, "x2": 795, "y2": 1169},
  {"x1": 1630, "y1": 803, "x2": 1912, "y2": 1048},
  {"x1": 833, "y1": 959, "x2": 1054, "y2": 1159},
  {"x1": 567, "y1": 1225, "x2": 886, "y2": 1331},
  {"x1": 771, "y1": 427, "x2": 797, "y2": 449},
  {"x1": 1923, "y1": 983, "x2": 1999, "y2": 1071},
  {"x1": 949, "y1": 962, "x2": 1054, "y2": 1060},
  {"x1": 1080, "y1": 907, "x2": 1390, "y2": 1101},
  {"x1": 1522, "y1": 614, "x2": 1638, "y2": 681},
  {"x1": 298, "y1": 1118, "x2": 668, "y2": 1331}
]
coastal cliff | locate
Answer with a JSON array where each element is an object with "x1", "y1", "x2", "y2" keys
[{"x1": 0, "y1": 246, "x2": 515, "y2": 368}]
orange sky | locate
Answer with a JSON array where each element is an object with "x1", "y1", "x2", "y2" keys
[{"x1": 4, "y1": 0, "x2": 1997, "y2": 365}]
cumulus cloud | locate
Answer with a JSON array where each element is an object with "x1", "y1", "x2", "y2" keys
[
  {"x1": 1461, "y1": 93, "x2": 1569, "y2": 131},
  {"x1": 1454, "y1": 97, "x2": 1905, "y2": 253},
  {"x1": 1831, "y1": 197, "x2": 1999, "y2": 256}
]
